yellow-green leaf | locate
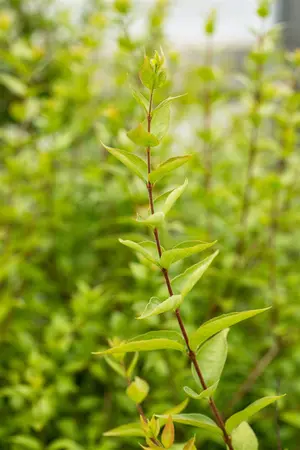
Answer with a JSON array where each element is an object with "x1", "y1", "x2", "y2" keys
[
  {"x1": 149, "y1": 155, "x2": 192, "y2": 183},
  {"x1": 162, "y1": 179, "x2": 188, "y2": 215},
  {"x1": 161, "y1": 416, "x2": 175, "y2": 448},
  {"x1": 126, "y1": 377, "x2": 149, "y2": 403},
  {"x1": 103, "y1": 143, "x2": 148, "y2": 181},
  {"x1": 0, "y1": 73, "x2": 27, "y2": 96},
  {"x1": 190, "y1": 308, "x2": 271, "y2": 351},
  {"x1": 156, "y1": 414, "x2": 221, "y2": 435},
  {"x1": 226, "y1": 395, "x2": 285, "y2": 433},
  {"x1": 127, "y1": 124, "x2": 159, "y2": 147},
  {"x1": 103, "y1": 422, "x2": 143, "y2": 437},
  {"x1": 119, "y1": 239, "x2": 159, "y2": 266},
  {"x1": 163, "y1": 398, "x2": 189, "y2": 415},
  {"x1": 183, "y1": 381, "x2": 219, "y2": 400},
  {"x1": 160, "y1": 241, "x2": 216, "y2": 269},
  {"x1": 231, "y1": 422, "x2": 258, "y2": 450},
  {"x1": 137, "y1": 295, "x2": 182, "y2": 320}
]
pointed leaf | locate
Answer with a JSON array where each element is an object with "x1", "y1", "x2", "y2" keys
[
  {"x1": 231, "y1": 422, "x2": 258, "y2": 450},
  {"x1": 163, "y1": 398, "x2": 189, "y2": 415},
  {"x1": 160, "y1": 241, "x2": 216, "y2": 269},
  {"x1": 154, "y1": 94, "x2": 187, "y2": 114},
  {"x1": 183, "y1": 437, "x2": 197, "y2": 450},
  {"x1": 190, "y1": 308, "x2": 271, "y2": 351},
  {"x1": 131, "y1": 86, "x2": 149, "y2": 112},
  {"x1": 161, "y1": 416, "x2": 175, "y2": 448},
  {"x1": 127, "y1": 352, "x2": 139, "y2": 378},
  {"x1": 93, "y1": 331, "x2": 185, "y2": 355},
  {"x1": 104, "y1": 356, "x2": 125, "y2": 378},
  {"x1": 226, "y1": 395, "x2": 285, "y2": 433},
  {"x1": 192, "y1": 330, "x2": 229, "y2": 388},
  {"x1": 149, "y1": 155, "x2": 192, "y2": 183},
  {"x1": 137, "y1": 212, "x2": 165, "y2": 227},
  {"x1": 183, "y1": 381, "x2": 219, "y2": 400},
  {"x1": 119, "y1": 239, "x2": 159, "y2": 265},
  {"x1": 103, "y1": 422, "x2": 143, "y2": 437},
  {"x1": 103, "y1": 143, "x2": 148, "y2": 181},
  {"x1": 126, "y1": 377, "x2": 149, "y2": 403},
  {"x1": 0, "y1": 73, "x2": 27, "y2": 96},
  {"x1": 139, "y1": 56, "x2": 155, "y2": 89},
  {"x1": 172, "y1": 250, "x2": 218, "y2": 297},
  {"x1": 137, "y1": 295, "x2": 182, "y2": 320},
  {"x1": 162, "y1": 179, "x2": 188, "y2": 215},
  {"x1": 156, "y1": 414, "x2": 221, "y2": 435},
  {"x1": 127, "y1": 124, "x2": 159, "y2": 147}
]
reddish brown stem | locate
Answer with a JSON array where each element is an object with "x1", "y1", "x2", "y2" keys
[{"x1": 145, "y1": 88, "x2": 234, "y2": 450}]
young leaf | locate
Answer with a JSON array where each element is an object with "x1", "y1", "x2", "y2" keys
[
  {"x1": 156, "y1": 414, "x2": 221, "y2": 435},
  {"x1": 0, "y1": 73, "x2": 27, "y2": 96},
  {"x1": 183, "y1": 436, "x2": 197, "y2": 450},
  {"x1": 190, "y1": 307, "x2": 271, "y2": 351},
  {"x1": 153, "y1": 94, "x2": 187, "y2": 114},
  {"x1": 192, "y1": 330, "x2": 228, "y2": 388},
  {"x1": 93, "y1": 331, "x2": 185, "y2": 355},
  {"x1": 163, "y1": 398, "x2": 189, "y2": 415},
  {"x1": 104, "y1": 356, "x2": 126, "y2": 378},
  {"x1": 137, "y1": 212, "x2": 165, "y2": 227},
  {"x1": 137, "y1": 295, "x2": 182, "y2": 320},
  {"x1": 127, "y1": 124, "x2": 159, "y2": 147},
  {"x1": 139, "y1": 56, "x2": 155, "y2": 89},
  {"x1": 131, "y1": 86, "x2": 149, "y2": 112},
  {"x1": 103, "y1": 422, "x2": 143, "y2": 437},
  {"x1": 160, "y1": 241, "x2": 216, "y2": 269},
  {"x1": 119, "y1": 239, "x2": 159, "y2": 266},
  {"x1": 149, "y1": 104, "x2": 170, "y2": 141},
  {"x1": 162, "y1": 179, "x2": 188, "y2": 215},
  {"x1": 183, "y1": 381, "x2": 219, "y2": 400},
  {"x1": 149, "y1": 155, "x2": 192, "y2": 184},
  {"x1": 103, "y1": 143, "x2": 148, "y2": 181},
  {"x1": 126, "y1": 377, "x2": 149, "y2": 403},
  {"x1": 126, "y1": 352, "x2": 139, "y2": 378},
  {"x1": 161, "y1": 416, "x2": 175, "y2": 448},
  {"x1": 225, "y1": 395, "x2": 285, "y2": 433},
  {"x1": 231, "y1": 422, "x2": 258, "y2": 450},
  {"x1": 172, "y1": 250, "x2": 219, "y2": 297}
]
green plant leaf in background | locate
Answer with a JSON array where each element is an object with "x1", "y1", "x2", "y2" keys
[
  {"x1": 0, "y1": 73, "x2": 27, "y2": 96},
  {"x1": 226, "y1": 395, "x2": 285, "y2": 433}
]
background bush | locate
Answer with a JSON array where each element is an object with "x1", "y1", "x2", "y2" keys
[{"x1": 0, "y1": 1, "x2": 299, "y2": 449}]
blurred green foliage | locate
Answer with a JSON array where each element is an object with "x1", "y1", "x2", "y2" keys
[{"x1": 0, "y1": 1, "x2": 300, "y2": 449}]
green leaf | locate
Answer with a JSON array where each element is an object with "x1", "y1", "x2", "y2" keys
[
  {"x1": 160, "y1": 241, "x2": 216, "y2": 269},
  {"x1": 149, "y1": 155, "x2": 192, "y2": 183},
  {"x1": 119, "y1": 239, "x2": 159, "y2": 265},
  {"x1": 47, "y1": 439, "x2": 85, "y2": 450},
  {"x1": 8, "y1": 436, "x2": 42, "y2": 450},
  {"x1": 226, "y1": 395, "x2": 285, "y2": 433},
  {"x1": 183, "y1": 381, "x2": 219, "y2": 400},
  {"x1": 126, "y1": 376, "x2": 149, "y2": 403},
  {"x1": 231, "y1": 422, "x2": 258, "y2": 450},
  {"x1": 103, "y1": 143, "x2": 147, "y2": 181},
  {"x1": 137, "y1": 212, "x2": 165, "y2": 227},
  {"x1": 190, "y1": 307, "x2": 271, "y2": 351},
  {"x1": 163, "y1": 398, "x2": 189, "y2": 415},
  {"x1": 104, "y1": 356, "x2": 125, "y2": 378},
  {"x1": 149, "y1": 104, "x2": 170, "y2": 141},
  {"x1": 127, "y1": 352, "x2": 139, "y2": 378},
  {"x1": 192, "y1": 330, "x2": 228, "y2": 388},
  {"x1": 139, "y1": 56, "x2": 155, "y2": 89},
  {"x1": 183, "y1": 436, "x2": 197, "y2": 450},
  {"x1": 93, "y1": 331, "x2": 185, "y2": 355},
  {"x1": 137, "y1": 295, "x2": 183, "y2": 320},
  {"x1": 154, "y1": 94, "x2": 187, "y2": 114},
  {"x1": 281, "y1": 411, "x2": 300, "y2": 429},
  {"x1": 127, "y1": 124, "x2": 159, "y2": 147},
  {"x1": 103, "y1": 422, "x2": 143, "y2": 437},
  {"x1": 162, "y1": 179, "x2": 188, "y2": 215},
  {"x1": 131, "y1": 86, "x2": 149, "y2": 112},
  {"x1": 156, "y1": 414, "x2": 221, "y2": 435},
  {"x1": 172, "y1": 250, "x2": 218, "y2": 297},
  {"x1": 0, "y1": 73, "x2": 27, "y2": 96},
  {"x1": 161, "y1": 416, "x2": 175, "y2": 448}
]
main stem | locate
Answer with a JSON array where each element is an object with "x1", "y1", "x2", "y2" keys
[{"x1": 146, "y1": 88, "x2": 234, "y2": 450}]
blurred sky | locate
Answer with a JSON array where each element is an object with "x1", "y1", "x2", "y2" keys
[{"x1": 66, "y1": 0, "x2": 276, "y2": 48}]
